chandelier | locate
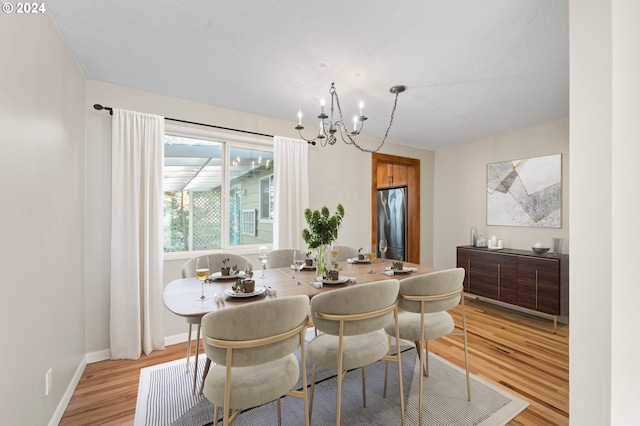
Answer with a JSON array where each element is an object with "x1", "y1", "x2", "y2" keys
[{"x1": 295, "y1": 83, "x2": 406, "y2": 153}]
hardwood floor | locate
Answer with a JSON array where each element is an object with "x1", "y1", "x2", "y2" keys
[{"x1": 59, "y1": 298, "x2": 569, "y2": 425}]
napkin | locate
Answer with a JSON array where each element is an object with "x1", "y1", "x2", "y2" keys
[{"x1": 266, "y1": 286, "x2": 278, "y2": 296}]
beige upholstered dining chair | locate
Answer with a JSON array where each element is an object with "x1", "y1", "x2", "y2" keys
[
  {"x1": 181, "y1": 253, "x2": 253, "y2": 393},
  {"x1": 383, "y1": 267, "x2": 469, "y2": 426},
  {"x1": 331, "y1": 245, "x2": 359, "y2": 262},
  {"x1": 307, "y1": 279, "x2": 405, "y2": 425},
  {"x1": 266, "y1": 248, "x2": 306, "y2": 269},
  {"x1": 200, "y1": 295, "x2": 310, "y2": 426}
]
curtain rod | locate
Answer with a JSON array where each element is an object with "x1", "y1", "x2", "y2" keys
[{"x1": 93, "y1": 104, "x2": 274, "y2": 139}]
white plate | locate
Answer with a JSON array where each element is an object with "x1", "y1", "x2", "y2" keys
[
  {"x1": 384, "y1": 266, "x2": 412, "y2": 274},
  {"x1": 210, "y1": 271, "x2": 246, "y2": 280},
  {"x1": 224, "y1": 286, "x2": 266, "y2": 298},
  {"x1": 349, "y1": 258, "x2": 371, "y2": 264},
  {"x1": 322, "y1": 277, "x2": 350, "y2": 285}
]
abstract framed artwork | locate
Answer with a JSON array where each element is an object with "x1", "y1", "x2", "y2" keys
[{"x1": 487, "y1": 153, "x2": 562, "y2": 228}]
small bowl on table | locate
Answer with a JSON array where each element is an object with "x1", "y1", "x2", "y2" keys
[{"x1": 531, "y1": 246, "x2": 550, "y2": 254}]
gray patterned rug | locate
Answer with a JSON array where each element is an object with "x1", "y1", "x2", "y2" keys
[{"x1": 135, "y1": 331, "x2": 527, "y2": 426}]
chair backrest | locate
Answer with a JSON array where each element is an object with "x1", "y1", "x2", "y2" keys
[
  {"x1": 267, "y1": 249, "x2": 306, "y2": 269},
  {"x1": 332, "y1": 245, "x2": 359, "y2": 262},
  {"x1": 181, "y1": 253, "x2": 253, "y2": 278},
  {"x1": 310, "y1": 279, "x2": 399, "y2": 336},
  {"x1": 397, "y1": 268, "x2": 465, "y2": 314},
  {"x1": 201, "y1": 295, "x2": 310, "y2": 367}
]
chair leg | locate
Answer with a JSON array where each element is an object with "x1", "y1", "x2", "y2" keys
[
  {"x1": 186, "y1": 323, "x2": 193, "y2": 372},
  {"x1": 361, "y1": 366, "x2": 367, "y2": 408},
  {"x1": 309, "y1": 364, "x2": 317, "y2": 423},
  {"x1": 277, "y1": 398, "x2": 282, "y2": 426},
  {"x1": 414, "y1": 341, "x2": 428, "y2": 377},
  {"x1": 192, "y1": 323, "x2": 201, "y2": 395},
  {"x1": 461, "y1": 298, "x2": 471, "y2": 401},
  {"x1": 199, "y1": 357, "x2": 211, "y2": 395},
  {"x1": 418, "y1": 340, "x2": 424, "y2": 426},
  {"x1": 424, "y1": 340, "x2": 430, "y2": 377},
  {"x1": 383, "y1": 335, "x2": 391, "y2": 398},
  {"x1": 336, "y1": 370, "x2": 344, "y2": 426},
  {"x1": 214, "y1": 406, "x2": 219, "y2": 425}
]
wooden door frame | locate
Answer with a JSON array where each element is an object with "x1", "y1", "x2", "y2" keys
[{"x1": 371, "y1": 153, "x2": 420, "y2": 264}]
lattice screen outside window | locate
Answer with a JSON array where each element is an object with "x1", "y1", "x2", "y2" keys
[{"x1": 192, "y1": 190, "x2": 222, "y2": 250}]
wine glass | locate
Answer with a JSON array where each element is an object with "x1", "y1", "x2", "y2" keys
[
  {"x1": 331, "y1": 241, "x2": 340, "y2": 262},
  {"x1": 379, "y1": 239, "x2": 388, "y2": 261},
  {"x1": 258, "y1": 246, "x2": 268, "y2": 278},
  {"x1": 366, "y1": 243, "x2": 377, "y2": 274},
  {"x1": 195, "y1": 257, "x2": 210, "y2": 300},
  {"x1": 293, "y1": 251, "x2": 305, "y2": 285}
]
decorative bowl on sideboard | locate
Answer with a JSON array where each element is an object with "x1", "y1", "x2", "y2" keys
[{"x1": 531, "y1": 246, "x2": 550, "y2": 254}]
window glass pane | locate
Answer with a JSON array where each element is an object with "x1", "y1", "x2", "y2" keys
[
  {"x1": 260, "y1": 175, "x2": 274, "y2": 220},
  {"x1": 163, "y1": 135, "x2": 222, "y2": 252},
  {"x1": 229, "y1": 147, "x2": 274, "y2": 246}
]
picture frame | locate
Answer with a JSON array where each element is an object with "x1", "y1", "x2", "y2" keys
[{"x1": 486, "y1": 153, "x2": 561, "y2": 228}]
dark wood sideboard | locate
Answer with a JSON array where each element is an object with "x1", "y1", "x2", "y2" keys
[{"x1": 456, "y1": 246, "x2": 569, "y2": 332}]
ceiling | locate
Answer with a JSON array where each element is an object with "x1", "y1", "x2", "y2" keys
[{"x1": 46, "y1": 0, "x2": 569, "y2": 151}]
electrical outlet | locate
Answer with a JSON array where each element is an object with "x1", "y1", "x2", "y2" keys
[{"x1": 45, "y1": 368, "x2": 52, "y2": 396}]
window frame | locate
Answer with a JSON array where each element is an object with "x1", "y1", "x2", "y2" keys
[{"x1": 163, "y1": 123, "x2": 274, "y2": 260}]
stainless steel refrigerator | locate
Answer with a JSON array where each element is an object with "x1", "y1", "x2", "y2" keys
[{"x1": 377, "y1": 186, "x2": 408, "y2": 261}]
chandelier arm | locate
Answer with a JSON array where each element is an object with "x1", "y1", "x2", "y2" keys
[{"x1": 295, "y1": 127, "x2": 319, "y2": 145}]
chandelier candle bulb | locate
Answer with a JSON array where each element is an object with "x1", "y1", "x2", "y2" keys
[
  {"x1": 298, "y1": 110, "x2": 302, "y2": 125},
  {"x1": 320, "y1": 98, "x2": 325, "y2": 114},
  {"x1": 353, "y1": 116, "x2": 358, "y2": 132},
  {"x1": 359, "y1": 101, "x2": 364, "y2": 116}
]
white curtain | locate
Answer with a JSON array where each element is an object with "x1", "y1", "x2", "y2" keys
[
  {"x1": 273, "y1": 136, "x2": 309, "y2": 249},
  {"x1": 110, "y1": 109, "x2": 165, "y2": 359}
]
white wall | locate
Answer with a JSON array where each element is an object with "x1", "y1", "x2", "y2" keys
[
  {"x1": 432, "y1": 120, "x2": 570, "y2": 269},
  {"x1": 0, "y1": 13, "x2": 86, "y2": 426},
  {"x1": 570, "y1": 0, "x2": 640, "y2": 424},
  {"x1": 85, "y1": 80, "x2": 435, "y2": 351}
]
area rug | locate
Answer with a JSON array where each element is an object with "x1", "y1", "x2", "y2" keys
[{"x1": 135, "y1": 331, "x2": 527, "y2": 426}]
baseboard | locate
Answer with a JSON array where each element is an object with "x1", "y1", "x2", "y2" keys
[
  {"x1": 48, "y1": 354, "x2": 87, "y2": 426},
  {"x1": 83, "y1": 331, "x2": 197, "y2": 365},
  {"x1": 164, "y1": 330, "x2": 193, "y2": 347},
  {"x1": 86, "y1": 348, "x2": 111, "y2": 363}
]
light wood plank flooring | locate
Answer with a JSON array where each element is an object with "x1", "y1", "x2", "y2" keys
[{"x1": 59, "y1": 298, "x2": 569, "y2": 425}]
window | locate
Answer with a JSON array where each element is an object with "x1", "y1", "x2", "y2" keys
[
  {"x1": 162, "y1": 127, "x2": 274, "y2": 252},
  {"x1": 242, "y1": 209, "x2": 257, "y2": 236},
  {"x1": 260, "y1": 175, "x2": 274, "y2": 221}
]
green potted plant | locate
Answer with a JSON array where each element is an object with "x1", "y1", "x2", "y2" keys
[
  {"x1": 305, "y1": 251, "x2": 314, "y2": 267},
  {"x1": 241, "y1": 268, "x2": 255, "y2": 292},
  {"x1": 302, "y1": 204, "x2": 345, "y2": 278},
  {"x1": 326, "y1": 260, "x2": 341, "y2": 280},
  {"x1": 221, "y1": 257, "x2": 231, "y2": 276},
  {"x1": 392, "y1": 254, "x2": 404, "y2": 271}
]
